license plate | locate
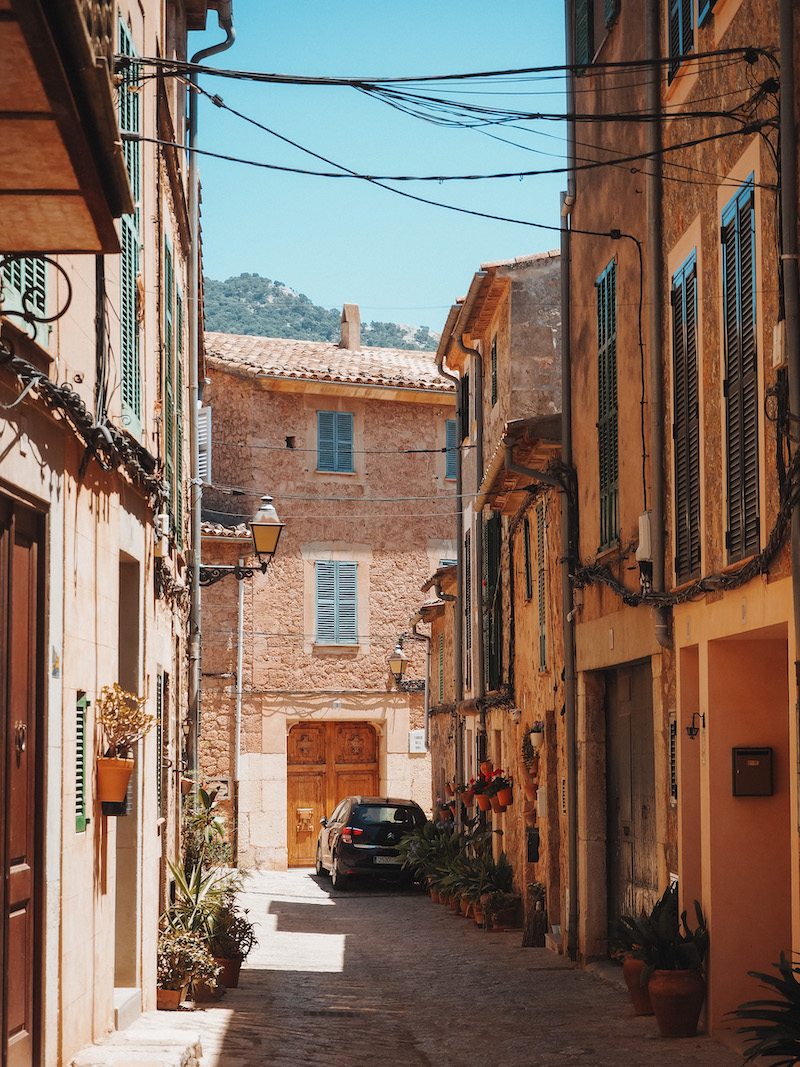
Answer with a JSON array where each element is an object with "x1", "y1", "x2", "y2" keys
[{"x1": 374, "y1": 855, "x2": 401, "y2": 865}]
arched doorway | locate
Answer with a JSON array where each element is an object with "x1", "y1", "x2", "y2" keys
[{"x1": 287, "y1": 722, "x2": 379, "y2": 867}]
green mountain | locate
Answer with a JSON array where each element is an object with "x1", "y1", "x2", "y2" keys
[{"x1": 203, "y1": 273, "x2": 439, "y2": 351}]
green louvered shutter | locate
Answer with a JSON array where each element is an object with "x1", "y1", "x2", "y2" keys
[
  {"x1": 484, "y1": 513, "x2": 502, "y2": 692},
  {"x1": 445, "y1": 419, "x2": 457, "y2": 479},
  {"x1": 668, "y1": 0, "x2": 693, "y2": 81},
  {"x1": 315, "y1": 561, "x2": 358, "y2": 644},
  {"x1": 175, "y1": 289, "x2": 185, "y2": 549},
  {"x1": 118, "y1": 19, "x2": 141, "y2": 432},
  {"x1": 597, "y1": 260, "x2": 619, "y2": 549},
  {"x1": 156, "y1": 673, "x2": 164, "y2": 818},
  {"x1": 575, "y1": 0, "x2": 593, "y2": 70},
  {"x1": 604, "y1": 0, "x2": 620, "y2": 25},
  {"x1": 723, "y1": 180, "x2": 759, "y2": 563},
  {"x1": 164, "y1": 239, "x2": 175, "y2": 534},
  {"x1": 317, "y1": 411, "x2": 354, "y2": 472},
  {"x1": 76, "y1": 693, "x2": 89, "y2": 833},
  {"x1": 672, "y1": 254, "x2": 701, "y2": 582},
  {"x1": 459, "y1": 373, "x2": 470, "y2": 440}
]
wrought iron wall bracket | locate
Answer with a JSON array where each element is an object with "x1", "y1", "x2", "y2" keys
[{"x1": 198, "y1": 560, "x2": 269, "y2": 586}]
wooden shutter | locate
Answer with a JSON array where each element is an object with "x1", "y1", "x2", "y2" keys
[
  {"x1": 164, "y1": 239, "x2": 175, "y2": 532},
  {"x1": 156, "y1": 673, "x2": 163, "y2": 819},
  {"x1": 75, "y1": 693, "x2": 89, "y2": 833},
  {"x1": 334, "y1": 412, "x2": 353, "y2": 472},
  {"x1": 668, "y1": 0, "x2": 693, "y2": 81},
  {"x1": 198, "y1": 406, "x2": 212, "y2": 483},
  {"x1": 484, "y1": 513, "x2": 502, "y2": 692},
  {"x1": 175, "y1": 290, "x2": 185, "y2": 549},
  {"x1": 118, "y1": 19, "x2": 141, "y2": 430},
  {"x1": 317, "y1": 412, "x2": 354, "y2": 472},
  {"x1": 464, "y1": 531, "x2": 472, "y2": 651},
  {"x1": 597, "y1": 260, "x2": 619, "y2": 549},
  {"x1": 315, "y1": 561, "x2": 357, "y2": 644},
  {"x1": 723, "y1": 183, "x2": 759, "y2": 562},
  {"x1": 438, "y1": 633, "x2": 444, "y2": 702},
  {"x1": 575, "y1": 0, "x2": 594, "y2": 70},
  {"x1": 537, "y1": 502, "x2": 547, "y2": 668},
  {"x1": 604, "y1": 0, "x2": 620, "y2": 25},
  {"x1": 445, "y1": 419, "x2": 457, "y2": 479},
  {"x1": 672, "y1": 256, "x2": 701, "y2": 582},
  {"x1": 523, "y1": 516, "x2": 533, "y2": 600}
]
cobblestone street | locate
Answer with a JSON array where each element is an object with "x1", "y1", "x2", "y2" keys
[{"x1": 107, "y1": 870, "x2": 746, "y2": 1067}]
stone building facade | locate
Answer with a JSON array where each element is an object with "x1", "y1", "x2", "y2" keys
[{"x1": 200, "y1": 308, "x2": 456, "y2": 869}]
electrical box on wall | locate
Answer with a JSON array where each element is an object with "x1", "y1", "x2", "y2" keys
[{"x1": 732, "y1": 747, "x2": 773, "y2": 796}]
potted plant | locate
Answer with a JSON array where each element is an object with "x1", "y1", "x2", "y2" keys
[
  {"x1": 485, "y1": 769, "x2": 513, "y2": 810},
  {"x1": 156, "y1": 928, "x2": 219, "y2": 1009},
  {"x1": 621, "y1": 882, "x2": 709, "y2": 1037},
  {"x1": 208, "y1": 892, "x2": 258, "y2": 988},
  {"x1": 95, "y1": 683, "x2": 155, "y2": 803},
  {"x1": 730, "y1": 951, "x2": 800, "y2": 1063},
  {"x1": 471, "y1": 775, "x2": 492, "y2": 811},
  {"x1": 522, "y1": 730, "x2": 540, "y2": 784},
  {"x1": 529, "y1": 721, "x2": 545, "y2": 749}
]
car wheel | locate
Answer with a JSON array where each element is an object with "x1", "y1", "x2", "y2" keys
[
  {"x1": 315, "y1": 845, "x2": 328, "y2": 878},
  {"x1": 330, "y1": 851, "x2": 348, "y2": 891}
]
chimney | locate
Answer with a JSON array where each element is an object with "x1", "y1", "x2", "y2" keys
[{"x1": 339, "y1": 303, "x2": 361, "y2": 350}]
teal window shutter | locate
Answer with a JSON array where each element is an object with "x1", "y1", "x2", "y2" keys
[
  {"x1": 668, "y1": 0, "x2": 694, "y2": 81},
  {"x1": 597, "y1": 259, "x2": 619, "y2": 549},
  {"x1": 156, "y1": 673, "x2": 164, "y2": 818},
  {"x1": 672, "y1": 253, "x2": 701, "y2": 582},
  {"x1": 164, "y1": 238, "x2": 175, "y2": 533},
  {"x1": 575, "y1": 0, "x2": 594, "y2": 71},
  {"x1": 445, "y1": 419, "x2": 457, "y2": 479},
  {"x1": 484, "y1": 513, "x2": 502, "y2": 691},
  {"x1": 315, "y1": 561, "x2": 358, "y2": 644},
  {"x1": 175, "y1": 289, "x2": 185, "y2": 549},
  {"x1": 317, "y1": 411, "x2": 354, "y2": 472},
  {"x1": 118, "y1": 19, "x2": 141, "y2": 433},
  {"x1": 722, "y1": 178, "x2": 758, "y2": 563},
  {"x1": 76, "y1": 692, "x2": 90, "y2": 833},
  {"x1": 0, "y1": 257, "x2": 47, "y2": 346},
  {"x1": 464, "y1": 531, "x2": 472, "y2": 653}
]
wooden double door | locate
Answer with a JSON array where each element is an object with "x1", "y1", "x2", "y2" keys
[
  {"x1": 1, "y1": 498, "x2": 43, "y2": 1067},
  {"x1": 287, "y1": 722, "x2": 379, "y2": 867}
]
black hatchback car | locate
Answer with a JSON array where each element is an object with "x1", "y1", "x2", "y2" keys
[{"x1": 315, "y1": 796, "x2": 426, "y2": 889}]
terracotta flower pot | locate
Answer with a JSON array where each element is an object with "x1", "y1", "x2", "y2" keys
[
  {"x1": 472, "y1": 905, "x2": 485, "y2": 926},
  {"x1": 496, "y1": 786, "x2": 513, "y2": 807},
  {"x1": 490, "y1": 795, "x2": 507, "y2": 813},
  {"x1": 450, "y1": 896, "x2": 461, "y2": 913},
  {"x1": 480, "y1": 760, "x2": 493, "y2": 775},
  {"x1": 445, "y1": 782, "x2": 454, "y2": 796},
  {"x1": 622, "y1": 956, "x2": 654, "y2": 1016},
  {"x1": 476, "y1": 794, "x2": 491, "y2": 811},
  {"x1": 96, "y1": 757, "x2": 134, "y2": 804},
  {"x1": 215, "y1": 957, "x2": 242, "y2": 989},
  {"x1": 460, "y1": 897, "x2": 472, "y2": 918},
  {"x1": 430, "y1": 889, "x2": 441, "y2": 904},
  {"x1": 461, "y1": 791, "x2": 474, "y2": 805},
  {"x1": 439, "y1": 808, "x2": 451, "y2": 820},
  {"x1": 648, "y1": 969, "x2": 706, "y2": 1038},
  {"x1": 524, "y1": 782, "x2": 538, "y2": 802},
  {"x1": 156, "y1": 987, "x2": 184, "y2": 1011}
]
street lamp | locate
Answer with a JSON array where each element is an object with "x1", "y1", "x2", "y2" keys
[
  {"x1": 199, "y1": 495, "x2": 284, "y2": 586},
  {"x1": 388, "y1": 638, "x2": 409, "y2": 683}
]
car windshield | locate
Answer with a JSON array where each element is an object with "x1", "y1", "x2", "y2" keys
[{"x1": 349, "y1": 804, "x2": 424, "y2": 845}]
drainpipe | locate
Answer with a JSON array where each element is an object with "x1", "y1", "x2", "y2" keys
[
  {"x1": 436, "y1": 351, "x2": 464, "y2": 783},
  {"x1": 645, "y1": 0, "x2": 670, "y2": 649},
  {"x1": 234, "y1": 556, "x2": 244, "y2": 863},
  {"x1": 780, "y1": 0, "x2": 800, "y2": 799},
  {"x1": 187, "y1": 6, "x2": 235, "y2": 778},
  {"x1": 562, "y1": 0, "x2": 578, "y2": 962}
]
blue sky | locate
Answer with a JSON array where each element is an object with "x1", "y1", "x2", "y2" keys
[{"x1": 192, "y1": 1, "x2": 566, "y2": 333}]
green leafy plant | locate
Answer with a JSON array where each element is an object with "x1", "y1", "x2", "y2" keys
[
  {"x1": 208, "y1": 893, "x2": 259, "y2": 962},
  {"x1": 522, "y1": 728, "x2": 542, "y2": 773},
  {"x1": 617, "y1": 883, "x2": 708, "y2": 978},
  {"x1": 730, "y1": 952, "x2": 800, "y2": 1065},
  {"x1": 182, "y1": 786, "x2": 228, "y2": 873},
  {"x1": 484, "y1": 769, "x2": 513, "y2": 797},
  {"x1": 157, "y1": 928, "x2": 220, "y2": 991},
  {"x1": 164, "y1": 860, "x2": 237, "y2": 941}
]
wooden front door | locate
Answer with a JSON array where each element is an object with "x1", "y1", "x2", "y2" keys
[
  {"x1": 0, "y1": 498, "x2": 43, "y2": 1067},
  {"x1": 606, "y1": 663, "x2": 658, "y2": 931},
  {"x1": 287, "y1": 722, "x2": 379, "y2": 867}
]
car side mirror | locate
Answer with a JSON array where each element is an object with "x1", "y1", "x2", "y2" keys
[{"x1": 320, "y1": 816, "x2": 328, "y2": 827}]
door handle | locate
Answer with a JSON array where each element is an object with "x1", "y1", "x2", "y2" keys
[{"x1": 15, "y1": 722, "x2": 27, "y2": 754}]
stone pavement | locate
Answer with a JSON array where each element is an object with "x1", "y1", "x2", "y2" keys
[{"x1": 76, "y1": 869, "x2": 746, "y2": 1067}]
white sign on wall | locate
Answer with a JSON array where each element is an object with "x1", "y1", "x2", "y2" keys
[{"x1": 408, "y1": 729, "x2": 426, "y2": 754}]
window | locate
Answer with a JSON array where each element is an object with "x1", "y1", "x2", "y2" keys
[
  {"x1": 668, "y1": 0, "x2": 693, "y2": 82},
  {"x1": 163, "y1": 237, "x2": 184, "y2": 546},
  {"x1": 464, "y1": 531, "x2": 472, "y2": 684},
  {"x1": 490, "y1": 335, "x2": 498, "y2": 407},
  {"x1": 537, "y1": 502, "x2": 547, "y2": 669},
  {"x1": 523, "y1": 516, "x2": 533, "y2": 600},
  {"x1": 315, "y1": 561, "x2": 358, "y2": 644},
  {"x1": 483, "y1": 513, "x2": 502, "y2": 692},
  {"x1": 118, "y1": 19, "x2": 141, "y2": 433},
  {"x1": 445, "y1": 419, "x2": 457, "y2": 479},
  {"x1": 722, "y1": 178, "x2": 758, "y2": 562},
  {"x1": 597, "y1": 260, "x2": 619, "y2": 549},
  {"x1": 198, "y1": 405, "x2": 212, "y2": 483},
  {"x1": 439, "y1": 558, "x2": 456, "y2": 568},
  {"x1": 75, "y1": 692, "x2": 89, "y2": 833},
  {"x1": 575, "y1": 0, "x2": 594, "y2": 69},
  {"x1": 0, "y1": 257, "x2": 47, "y2": 345},
  {"x1": 672, "y1": 253, "x2": 701, "y2": 582},
  {"x1": 317, "y1": 411, "x2": 354, "y2": 473}
]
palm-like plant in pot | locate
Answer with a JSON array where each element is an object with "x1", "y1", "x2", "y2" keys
[
  {"x1": 730, "y1": 951, "x2": 800, "y2": 1064},
  {"x1": 207, "y1": 891, "x2": 258, "y2": 988},
  {"x1": 619, "y1": 882, "x2": 709, "y2": 1038}
]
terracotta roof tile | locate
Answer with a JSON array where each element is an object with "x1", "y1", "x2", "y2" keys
[{"x1": 204, "y1": 332, "x2": 455, "y2": 392}]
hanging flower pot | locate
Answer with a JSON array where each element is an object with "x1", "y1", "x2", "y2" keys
[
  {"x1": 444, "y1": 781, "x2": 454, "y2": 797},
  {"x1": 439, "y1": 807, "x2": 451, "y2": 820},
  {"x1": 96, "y1": 756, "x2": 134, "y2": 804},
  {"x1": 524, "y1": 781, "x2": 538, "y2": 802},
  {"x1": 476, "y1": 794, "x2": 492, "y2": 811},
  {"x1": 461, "y1": 790, "x2": 474, "y2": 805},
  {"x1": 480, "y1": 760, "x2": 493, "y2": 775},
  {"x1": 496, "y1": 785, "x2": 513, "y2": 807},
  {"x1": 530, "y1": 729, "x2": 544, "y2": 749},
  {"x1": 490, "y1": 795, "x2": 507, "y2": 814}
]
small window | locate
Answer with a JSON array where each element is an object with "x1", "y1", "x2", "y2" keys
[
  {"x1": 445, "y1": 419, "x2": 457, "y2": 479},
  {"x1": 315, "y1": 561, "x2": 358, "y2": 644},
  {"x1": 668, "y1": 0, "x2": 694, "y2": 82},
  {"x1": 76, "y1": 692, "x2": 90, "y2": 833},
  {"x1": 317, "y1": 411, "x2": 354, "y2": 473}
]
